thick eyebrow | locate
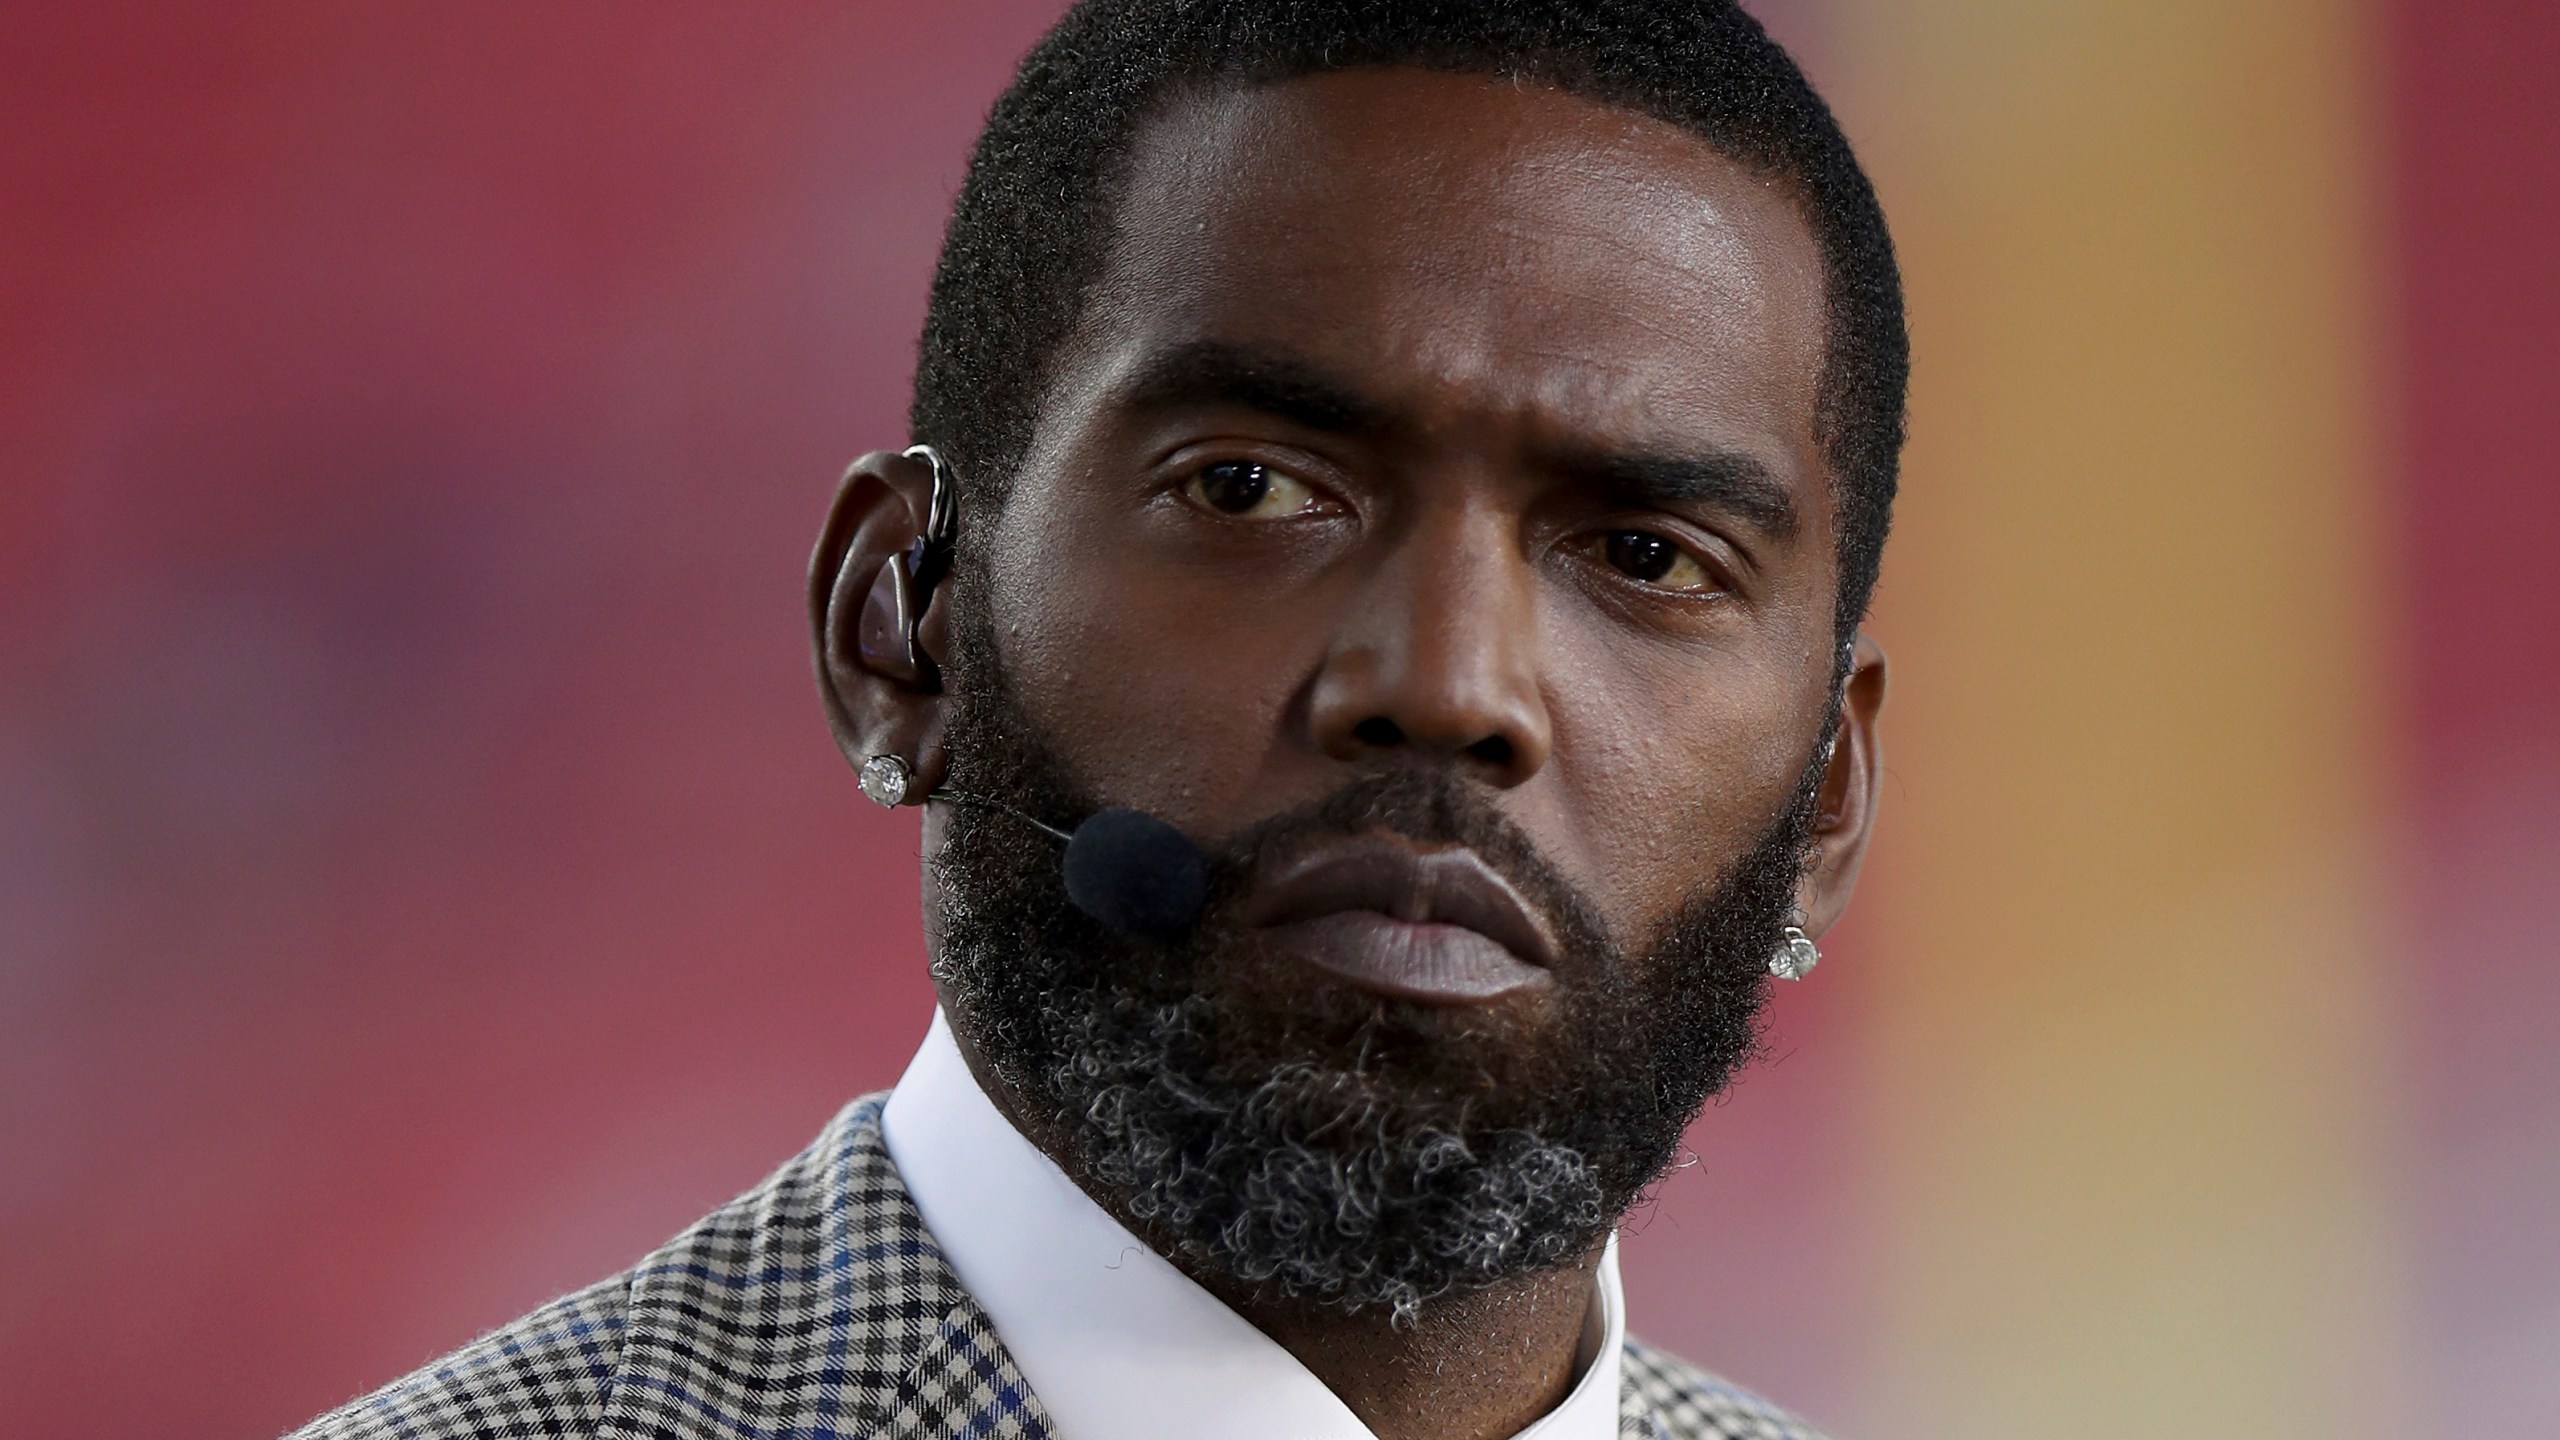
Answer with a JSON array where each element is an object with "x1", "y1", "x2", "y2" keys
[
  {"x1": 1558, "y1": 444, "x2": 1802, "y2": 541},
  {"x1": 1115, "y1": 339, "x2": 1390, "y2": 436}
]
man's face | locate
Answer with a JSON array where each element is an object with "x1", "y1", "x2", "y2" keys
[
  {"x1": 902, "y1": 68, "x2": 1866, "y2": 1312},
  {"x1": 969, "y1": 69, "x2": 1839, "y2": 998}
]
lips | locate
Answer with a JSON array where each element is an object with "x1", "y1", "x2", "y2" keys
[{"x1": 1241, "y1": 834, "x2": 1560, "y2": 1004}]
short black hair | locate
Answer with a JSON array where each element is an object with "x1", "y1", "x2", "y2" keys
[{"x1": 911, "y1": 0, "x2": 1907, "y2": 638}]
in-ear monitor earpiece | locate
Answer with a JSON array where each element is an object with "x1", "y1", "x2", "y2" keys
[{"x1": 852, "y1": 444, "x2": 963, "y2": 692}]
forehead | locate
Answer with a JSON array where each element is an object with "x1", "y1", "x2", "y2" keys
[{"x1": 1062, "y1": 67, "x2": 1830, "y2": 479}]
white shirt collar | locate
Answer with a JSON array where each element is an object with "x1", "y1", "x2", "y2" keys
[{"x1": 882, "y1": 1009, "x2": 1626, "y2": 1440}]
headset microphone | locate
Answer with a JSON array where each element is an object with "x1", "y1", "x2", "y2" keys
[
  {"x1": 857, "y1": 443, "x2": 1210, "y2": 937},
  {"x1": 1060, "y1": 806, "x2": 1210, "y2": 937},
  {"x1": 925, "y1": 789, "x2": 1209, "y2": 938}
]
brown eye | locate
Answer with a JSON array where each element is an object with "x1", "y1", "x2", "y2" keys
[
  {"x1": 1601, "y1": 529, "x2": 1715, "y2": 591},
  {"x1": 1181, "y1": 460, "x2": 1324, "y2": 520}
]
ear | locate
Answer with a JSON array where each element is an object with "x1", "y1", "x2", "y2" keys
[
  {"x1": 810, "y1": 449, "x2": 956, "y2": 802},
  {"x1": 1795, "y1": 630, "x2": 1887, "y2": 938}
]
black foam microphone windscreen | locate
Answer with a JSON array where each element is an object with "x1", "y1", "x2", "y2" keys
[{"x1": 1061, "y1": 806, "x2": 1209, "y2": 937}]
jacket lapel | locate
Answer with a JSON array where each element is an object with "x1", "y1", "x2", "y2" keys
[
  {"x1": 592, "y1": 1095, "x2": 1053, "y2": 1440},
  {"x1": 867, "y1": 1297, "x2": 1055, "y2": 1439},
  {"x1": 1619, "y1": 1361, "x2": 1667, "y2": 1440}
]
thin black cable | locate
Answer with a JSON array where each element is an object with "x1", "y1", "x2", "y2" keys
[{"x1": 927, "y1": 789, "x2": 1074, "y2": 844}]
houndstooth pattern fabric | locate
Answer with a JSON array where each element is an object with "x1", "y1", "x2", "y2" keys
[
  {"x1": 1622, "y1": 1340, "x2": 1831, "y2": 1440},
  {"x1": 289, "y1": 1093, "x2": 1826, "y2": 1440}
]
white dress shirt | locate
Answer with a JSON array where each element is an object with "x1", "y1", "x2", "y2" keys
[{"x1": 882, "y1": 1009, "x2": 1626, "y2": 1440}]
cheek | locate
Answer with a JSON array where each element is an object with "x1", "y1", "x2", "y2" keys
[
  {"x1": 984, "y1": 497, "x2": 1323, "y2": 823},
  {"x1": 1531, "y1": 612, "x2": 1818, "y2": 932}
]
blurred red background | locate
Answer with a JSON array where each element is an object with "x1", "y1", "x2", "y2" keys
[{"x1": 3, "y1": 4, "x2": 2552, "y2": 1438}]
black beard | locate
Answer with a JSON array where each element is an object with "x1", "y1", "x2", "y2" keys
[{"x1": 928, "y1": 610, "x2": 1828, "y2": 1323}]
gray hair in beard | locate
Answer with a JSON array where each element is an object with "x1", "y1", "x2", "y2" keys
[{"x1": 928, "y1": 603, "x2": 1832, "y2": 1323}]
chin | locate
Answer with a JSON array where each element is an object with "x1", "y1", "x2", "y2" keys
[{"x1": 1189, "y1": 942, "x2": 1595, "y2": 1114}]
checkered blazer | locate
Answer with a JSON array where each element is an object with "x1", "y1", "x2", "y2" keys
[{"x1": 291, "y1": 1095, "x2": 1828, "y2": 1440}]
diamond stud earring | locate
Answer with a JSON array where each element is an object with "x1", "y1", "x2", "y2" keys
[
  {"x1": 858, "y1": 754, "x2": 914, "y2": 808},
  {"x1": 1769, "y1": 925, "x2": 1820, "y2": 980}
]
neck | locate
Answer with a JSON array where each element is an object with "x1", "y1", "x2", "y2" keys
[
  {"x1": 1208, "y1": 1257, "x2": 1600, "y2": 1440},
  {"x1": 947, "y1": 1019, "x2": 1604, "y2": 1440}
]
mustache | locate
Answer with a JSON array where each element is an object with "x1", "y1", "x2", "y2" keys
[{"x1": 1201, "y1": 764, "x2": 1617, "y2": 965}]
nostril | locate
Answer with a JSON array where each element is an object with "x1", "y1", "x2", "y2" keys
[
  {"x1": 1351, "y1": 716, "x2": 1405, "y2": 749},
  {"x1": 1465, "y1": 734, "x2": 1515, "y2": 770}
]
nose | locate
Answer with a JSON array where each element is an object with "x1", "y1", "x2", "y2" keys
[{"x1": 1304, "y1": 504, "x2": 1552, "y2": 788}]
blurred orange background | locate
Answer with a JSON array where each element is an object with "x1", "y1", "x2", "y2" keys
[{"x1": 3, "y1": 4, "x2": 2552, "y2": 1437}]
